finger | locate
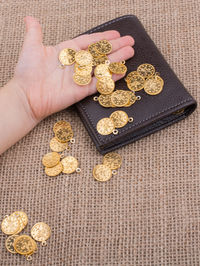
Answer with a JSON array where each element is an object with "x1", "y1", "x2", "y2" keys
[
  {"x1": 73, "y1": 30, "x2": 120, "y2": 49},
  {"x1": 108, "y1": 46, "x2": 134, "y2": 63},
  {"x1": 110, "y1": 36, "x2": 134, "y2": 53},
  {"x1": 23, "y1": 16, "x2": 43, "y2": 46}
]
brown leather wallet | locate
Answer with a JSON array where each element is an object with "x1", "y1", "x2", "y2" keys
[{"x1": 75, "y1": 15, "x2": 197, "y2": 154}]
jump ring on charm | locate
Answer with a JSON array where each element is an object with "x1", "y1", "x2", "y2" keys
[
  {"x1": 70, "y1": 138, "x2": 75, "y2": 144},
  {"x1": 26, "y1": 255, "x2": 32, "y2": 261},
  {"x1": 136, "y1": 95, "x2": 141, "y2": 100},
  {"x1": 121, "y1": 60, "x2": 125, "y2": 64},
  {"x1": 4, "y1": 215, "x2": 9, "y2": 219},
  {"x1": 112, "y1": 170, "x2": 117, "y2": 175},
  {"x1": 113, "y1": 129, "x2": 119, "y2": 135},
  {"x1": 93, "y1": 96, "x2": 99, "y2": 101},
  {"x1": 60, "y1": 153, "x2": 65, "y2": 159},
  {"x1": 105, "y1": 60, "x2": 110, "y2": 65},
  {"x1": 128, "y1": 117, "x2": 134, "y2": 123},
  {"x1": 42, "y1": 241, "x2": 47, "y2": 247},
  {"x1": 76, "y1": 168, "x2": 81, "y2": 173},
  {"x1": 59, "y1": 64, "x2": 65, "y2": 69}
]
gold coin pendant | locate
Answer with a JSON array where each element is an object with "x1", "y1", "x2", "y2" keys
[
  {"x1": 96, "y1": 118, "x2": 115, "y2": 135},
  {"x1": 110, "y1": 110, "x2": 129, "y2": 128},
  {"x1": 45, "y1": 162, "x2": 63, "y2": 177},
  {"x1": 61, "y1": 156, "x2": 79, "y2": 174},
  {"x1": 74, "y1": 63, "x2": 93, "y2": 76},
  {"x1": 98, "y1": 94, "x2": 112, "y2": 108},
  {"x1": 42, "y1": 152, "x2": 60, "y2": 168},
  {"x1": 93, "y1": 164, "x2": 112, "y2": 182},
  {"x1": 103, "y1": 152, "x2": 122, "y2": 170},
  {"x1": 124, "y1": 91, "x2": 137, "y2": 107},
  {"x1": 59, "y1": 48, "x2": 76, "y2": 66},
  {"x1": 55, "y1": 127, "x2": 73, "y2": 143},
  {"x1": 75, "y1": 50, "x2": 93, "y2": 65},
  {"x1": 94, "y1": 64, "x2": 111, "y2": 79},
  {"x1": 95, "y1": 40, "x2": 112, "y2": 55},
  {"x1": 137, "y1": 63, "x2": 155, "y2": 79},
  {"x1": 5, "y1": 235, "x2": 19, "y2": 254},
  {"x1": 50, "y1": 137, "x2": 68, "y2": 152},
  {"x1": 127, "y1": 74, "x2": 145, "y2": 91},
  {"x1": 1, "y1": 215, "x2": 20, "y2": 235},
  {"x1": 13, "y1": 235, "x2": 35, "y2": 255},
  {"x1": 96, "y1": 77, "x2": 115, "y2": 95},
  {"x1": 31, "y1": 222, "x2": 51, "y2": 242},
  {"x1": 108, "y1": 62, "x2": 127, "y2": 74},
  {"x1": 53, "y1": 121, "x2": 71, "y2": 134},
  {"x1": 73, "y1": 73, "x2": 92, "y2": 85},
  {"x1": 111, "y1": 90, "x2": 130, "y2": 107},
  {"x1": 144, "y1": 75, "x2": 164, "y2": 95}
]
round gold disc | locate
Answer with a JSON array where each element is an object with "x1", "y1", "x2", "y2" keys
[
  {"x1": 50, "y1": 137, "x2": 68, "y2": 152},
  {"x1": 55, "y1": 127, "x2": 73, "y2": 143},
  {"x1": 98, "y1": 94, "x2": 112, "y2": 108},
  {"x1": 12, "y1": 211, "x2": 28, "y2": 227},
  {"x1": 127, "y1": 74, "x2": 145, "y2": 91},
  {"x1": 92, "y1": 55, "x2": 108, "y2": 66},
  {"x1": 5, "y1": 235, "x2": 19, "y2": 254},
  {"x1": 110, "y1": 110, "x2": 129, "y2": 128},
  {"x1": 94, "y1": 64, "x2": 112, "y2": 79},
  {"x1": 93, "y1": 164, "x2": 112, "y2": 182},
  {"x1": 96, "y1": 77, "x2": 115, "y2": 95},
  {"x1": 103, "y1": 152, "x2": 122, "y2": 170},
  {"x1": 88, "y1": 43, "x2": 101, "y2": 58},
  {"x1": 53, "y1": 121, "x2": 71, "y2": 134},
  {"x1": 75, "y1": 50, "x2": 93, "y2": 66},
  {"x1": 11, "y1": 212, "x2": 27, "y2": 234},
  {"x1": 108, "y1": 62, "x2": 127, "y2": 74},
  {"x1": 61, "y1": 156, "x2": 79, "y2": 174},
  {"x1": 45, "y1": 162, "x2": 63, "y2": 177},
  {"x1": 125, "y1": 71, "x2": 138, "y2": 82},
  {"x1": 42, "y1": 152, "x2": 60, "y2": 168},
  {"x1": 74, "y1": 63, "x2": 93, "y2": 76},
  {"x1": 13, "y1": 235, "x2": 35, "y2": 255},
  {"x1": 31, "y1": 222, "x2": 51, "y2": 242},
  {"x1": 124, "y1": 91, "x2": 137, "y2": 107},
  {"x1": 137, "y1": 63, "x2": 155, "y2": 79},
  {"x1": 73, "y1": 73, "x2": 92, "y2": 85},
  {"x1": 144, "y1": 75, "x2": 164, "y2": 95},
  {"x1": 95, "y1": 40, "x2": 112, "y2": 55},
  {"x1": 96, "y1": 118, "x2": 115, "y2": 135},
  {"x1": 59, "y1": 48, "x2": 76, "y2": 66},
  {"x1": 110, "y1": 90, "x2": 130, "y2": 107},
  {"x1": 1, "y1": 215, "x2": 20, "y2": 235}
]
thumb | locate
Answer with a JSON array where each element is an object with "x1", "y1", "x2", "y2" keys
[{"x1": 23, "y1": 16, "x2": 43, "y2": 47}]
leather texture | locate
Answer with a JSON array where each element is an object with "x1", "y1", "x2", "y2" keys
[{"x1": 76, "y1": 15, "x2": 197, "y2": 154}]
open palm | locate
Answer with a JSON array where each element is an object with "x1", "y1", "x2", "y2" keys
[{"x1": 14, "y1": 16, "x2": 135, "y2": 122}]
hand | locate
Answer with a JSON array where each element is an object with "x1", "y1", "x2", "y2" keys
[{"x1": 14, "y1": 16, "x2": 135, "y2": 122}]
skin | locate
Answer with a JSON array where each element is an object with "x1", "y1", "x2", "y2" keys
[{"x1": 0, "y1": 16, "x2": 135, "y2": 155}]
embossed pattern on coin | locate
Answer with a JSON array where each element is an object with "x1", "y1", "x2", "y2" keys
[
  {"x1": 55, "y1": 127, "x2": 73, "y2": 143},
  {"x1": 73, "y1": 73, "x2": 92, "y2": 85},
  {"x1": 96, "y1": 118, "x2": 115, "y2": 135},
  {"x1": 12, "y1": 211, "x2": 28, "y2": 227},
  {"x1": 144, "y1": 75, "x2": 164, "y2": 95},
  {"x1": 96, "y1": 77, "x2": 115, "y2": 95},
  {"x1": 88, "y1": 43, "x2": 102, "y2": 58},
  {"x1": 95, "y1": 40, "x2": 112, "y2": 55},
  {"x1": 61, "y1": 156, "x2": 79, "y2": 174},
  {"x1": 125, "y1": 71, "x2": 138, "y2": 82},
  {"x1": 45, "y1": 162, "x2": 63, "y2": 177},
  {"x1": 137, "y1": 63, "x2": 155, "y2": 79},
  {"x1": 94, "y1": 64, "x2": 111, "y2": 79},
  {"x1": 53, "y1": 120, "x2": 71, "y2": 134},
  {"x1": 74, "y1": 63, "x2": 93, "y2": 76},
  {"x1": 5, "y1": 235, "x2": 19, "y2": 254},
  {"x1": 42, "y1": 152, "x2": 60, "y2": 168},
  {"x1": 75, "y1": 50, "x2": 93, "y2": 65},
  {"x1": 59, "y1": 48, "x2": 76, "y2": 65},
  {"x1": 50, "y1": 137, "x2": 68, "y2": 152},
  {"x1": 124, "y1": 91, "x2": 137, "y2": 107},
  {"x1": 13, "y1": 235, "x2": 35, "y2": 255},
  {"x1": 93, "y1": 164, "x2": 112, "y2": 182},
  {"x1": 127, "y1": 74, "x2": 145, "y2": 91},
  {"x1": 92, "y1": 55, "x2": 108, "y2": 66},
  {"x1": 110, "y1": 110, "x2": 129, "y2": 128},
  {"x1": 103, "y1": 152, "x2": 122, "y2": 170},
  {"x1": 110, "y1": 90, "x2": 130, "y2": 107},
  {"x1": 31, "y1": 222, "x2": 51, "y2": 242},
  {"x1": 108, "y1": 62, "x2": 127, "y2": 74},
  {"x1": 98, "y1": 94, "x2": 112, "y2": 108},
  {"x1": 1, "y1": 215, "x2": 20, "y2": 235}
]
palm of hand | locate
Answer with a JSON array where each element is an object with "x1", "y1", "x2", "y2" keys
[{"x1": 14, "y1": 17, "x2": 134, "y2": 121}]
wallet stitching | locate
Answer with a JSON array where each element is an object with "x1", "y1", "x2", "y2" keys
[{"x1": 78, "y1": 15, "x2": 194, "y2": 143}]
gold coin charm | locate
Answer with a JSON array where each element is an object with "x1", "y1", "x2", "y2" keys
[
  {"x1": 74, "y1": 63, "x2": 93, "y2": 76},
  {"x1": 53, "y1": 120, "x2": 71, "y2": 134},
  {"x1": 5, "y1": 235, "x2": 19, "y2": 254},
  {"x1": 1, "y1": 215, "x2": 20, "y2": 235},
  {"x1": 96, "y1": 118, "x2": 115, "y2": 135},
  {"x1": 125, "y1": 71, "x2": 138, "y2": 82},
  {"x1": 61, "y1": 156, "x2": 79, "y2": 174},
  {"x1": 96, "y1": 77, "x2": 115, "y2": 95},
  {"x1": 75, "y1": 50, "x2": 93, "y2": 65},
  {"x1": 13, "y1": 235, "x2": 35, "y2": 255},
  {"x1": 92, "y1": 55, "x2": 108, "y2": 66},
  {"x1": 12, "y1": 211, "x2": 28, "y2": 227},
  {"x1": 50, "y1": 137, "x2": 68, "y2": 152},
  {"x1": 137, "y1": 63, "x2": 155, "y2": 79},
  {"x1": 95, "y1": 40, "x2": 112, "y2": 55},
  {"x1": 88, "y1": 43, "x2": 101, "y2": 58},
  {"x1": 59, "y1": 48, "x2": 76, "y2": 66},
  {"x1": 103, "y1": 152, "x2": 122, "y2": 170},
  {"x1": 126, "y1": 74, "x2": 145, "y2": 92},
  {"x1": 11, "y1": 212, "x2": 27, "y2": 234},
  {"x1": 31, "y1": 222, "x2": 51, "y2": 244},
  {"x1": 108, "y1": 62, "x2": 127, "y2": 74},
  {"x1": 73, "y1": 73, "x2": 92, "y2": 85},
  {"x1": 45, "y1": 162, "x2": 63, "y2": 177},
  {"x1": 94, "y1": 64, "x2": 112, "y2": 79},
  {"x1": 55, "y1": 127, "x2": 73, "y2": 143},
  {"x1": 110, "y1": 111, "x2": 129, "y2": 128},
  {"x1": 110, "y1": 90, "x2": 130, "y2": 107},
  {"x1": 42, "y1": 152, "x2": 60, "y2": 168},
  {"x1": 93, "y1": 164, "x2": 112, "y2": 182},
  {"x1": 98, "y1": 94, "x2": 112, "y2": 108},
  {"x1": 144, "y1": 75, "x2": 164, "y2": 95},
  {"x1": 124, "y1": 91, "x2": 137, "y2": 107}
]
